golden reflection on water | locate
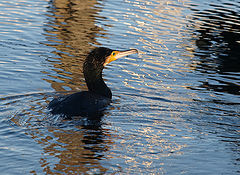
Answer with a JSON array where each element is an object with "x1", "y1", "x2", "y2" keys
[
  {"x1": 37, "y1": 127, "x2": 113, "y2": 174},
  {"x1": 111, "y1": 1, "x2": 194, "y2": 172},
  {"x1": 43, "y1": 0, "x2": 103, "y2": 92},
  {"x1": 118, "y1": 0, "x2": 195, "y2": 95}
]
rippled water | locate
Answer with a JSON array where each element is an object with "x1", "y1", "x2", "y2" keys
[{"x1": 0, "y1": 0, "x2": 239, "y2": 174}]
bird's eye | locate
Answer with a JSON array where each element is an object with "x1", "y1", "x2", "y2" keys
[{"x1": 112, "y1": 52, "x2": 116, "y2": 56}]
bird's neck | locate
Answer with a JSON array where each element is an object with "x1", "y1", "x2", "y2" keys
[{"x1": 84, "y1": 66, "x2": 112, "y2": 99}]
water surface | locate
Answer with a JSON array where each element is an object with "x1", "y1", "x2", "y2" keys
[{"x1": 0, "y1": 0, "x2": 239, "y2": 174}]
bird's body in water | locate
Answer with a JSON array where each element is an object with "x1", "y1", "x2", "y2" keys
[{"x1": 48, "y1": 47, "x2": 138, "y2": 119}]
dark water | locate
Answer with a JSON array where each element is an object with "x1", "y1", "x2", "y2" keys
[{"x1": 0, "y1": 0, "x2": 239, "y2": 174}]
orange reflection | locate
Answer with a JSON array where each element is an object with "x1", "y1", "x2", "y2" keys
[{"x1": 42, "y1": 0, "x2": 103, "y2": 92}]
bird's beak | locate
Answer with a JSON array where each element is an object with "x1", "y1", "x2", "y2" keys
[{"x1": 104, "y1": 49, "x2": 138, "y2": 66}]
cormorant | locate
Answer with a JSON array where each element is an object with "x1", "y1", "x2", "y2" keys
[{"x1": 48, "y1": 47, "x2": 138, "y2": 118}]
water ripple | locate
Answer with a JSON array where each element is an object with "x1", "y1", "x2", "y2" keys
[{"x1": 0, "y1": 0, "x2": 239, "y2": 174}]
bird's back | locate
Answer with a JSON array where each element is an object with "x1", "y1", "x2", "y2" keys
[{"x1": 48, "y1": 91, "x2": 111, "y2": 118}]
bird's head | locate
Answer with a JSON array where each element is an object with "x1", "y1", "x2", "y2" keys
[{"x1": 84, "y1": 47, "x2": 138, "y2": 71}]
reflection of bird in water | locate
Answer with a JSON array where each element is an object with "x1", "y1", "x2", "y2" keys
[{"x1": 48, "y1": 47, "x2": 138, "y2": 118}]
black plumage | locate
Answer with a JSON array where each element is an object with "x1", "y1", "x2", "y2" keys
[{"x1": 48, "y1": 47, "x2": 138, "y2": 118}]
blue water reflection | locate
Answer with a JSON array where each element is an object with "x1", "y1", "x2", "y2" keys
[{"x1": 0, "y1": 0, "x2": 239, "y2": 174}]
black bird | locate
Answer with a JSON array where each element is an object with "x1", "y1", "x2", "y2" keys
[{"x1": 48, "y1": 47, "x2": 138, "y2": 118}]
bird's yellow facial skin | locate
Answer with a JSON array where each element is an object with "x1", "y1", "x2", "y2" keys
[{"x1": 104, "y1": 51, "x2": 120, "y2": 66}]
